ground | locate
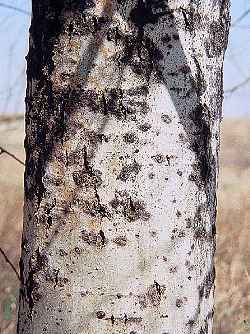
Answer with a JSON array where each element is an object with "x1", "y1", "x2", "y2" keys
[{"x1": 0, "y1": 114, "x2": 249, "y2": 334}]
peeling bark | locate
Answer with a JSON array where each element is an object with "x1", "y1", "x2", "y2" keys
[{"x1": 18, "y1": 0, "x2": 230, "y2": 333}]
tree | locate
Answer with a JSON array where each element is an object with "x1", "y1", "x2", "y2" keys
[{"x1": 17, "y1": 1, "x2": 230, "y2": 333}]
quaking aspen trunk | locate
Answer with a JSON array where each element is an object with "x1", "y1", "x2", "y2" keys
[{"x1": 17, "y1": 1, "x2": 230, "y2": 333}]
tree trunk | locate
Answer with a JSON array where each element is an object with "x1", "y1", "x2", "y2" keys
[{"x1": 18, "y1": 1, "x2": 230, "y2": 333}]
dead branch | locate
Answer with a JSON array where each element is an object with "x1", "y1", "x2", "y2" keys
[
  {"x1": 0, "y1": 2, "x2": 31, "y2": 16},
  {"x1": 231, "y1": 9, "x2": 250, "y2": 27},
  {"x1": 225, "y1": 77, "x2": 250, "y2": 95},
  {"x1": 0, "y1": 146, "x2": 25, "y2": 166},
  {"x1": 0, "y1": 247, "x2": 20, "y2": 281}
]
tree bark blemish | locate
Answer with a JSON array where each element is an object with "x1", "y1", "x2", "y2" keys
[
  {"x1": 117, "y1": 161, "x2": 142, "y2": 182},
  {"x1": 112, "y1": 235, "x2": 127, "y2": 247},
  {"x1": 96, "y1": 310, "x2": 106, "y2": 319}
]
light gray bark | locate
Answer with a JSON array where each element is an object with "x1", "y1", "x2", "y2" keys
[{"x1": 18, "y1": 1, "x2": 230, "y2": 333}]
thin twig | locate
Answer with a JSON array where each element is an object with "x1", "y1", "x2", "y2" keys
[
  {"x1": 0, "y1": 247, "x2": 20, "y2": 281},
  {"x1": 231, "y1": 9, "x2": 250, "y2": 27},
  {"x1": 0, "y1": 146, "x2": 25, "y2": 166},
  {"x1": 0, "y1": 2, "x2": 31, "y2": 16},
  {"x1": 224, "y1": 77, "x2": 250, "y2": 95}
]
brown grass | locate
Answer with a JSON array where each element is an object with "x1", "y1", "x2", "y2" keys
[
  {"x1": 0, "y1": 115, "x2": 249, "y2": 333},
  {"x1": 214, "y1": 118, "x2": 250, "y2": 334}
]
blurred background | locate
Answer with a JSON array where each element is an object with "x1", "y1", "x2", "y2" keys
[{"x1": 0, "y1": 1, "x2": 249, "y2": 333}]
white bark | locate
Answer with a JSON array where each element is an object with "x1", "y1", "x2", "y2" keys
[{"x1": 18, "y1": 1, "x2": 230, "y2": 333}]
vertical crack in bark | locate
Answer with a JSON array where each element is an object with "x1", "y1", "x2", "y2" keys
[
  {"x1": 53, "y1": 268, "x2": 60, "y2": 288},
  {"x1": 101, "y1": 92, "x2": 108, "y2": 115},
  {"x1": 180, "y1": 7, "x2": 191, "y2": 30},
  {"x1": 83, "y1": 145, "x2": 91, "y2": 173},
  {"x1": 154, "y1": 280, "x2": 162, "y2": 296},
  {"x1": 99, "y1": 230, "x2": 106, "y2": 246},
  {"x1": 193, "y1": 56, "x2": 206, "y2": 96}
]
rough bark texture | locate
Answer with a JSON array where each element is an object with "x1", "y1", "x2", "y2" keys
[{"x1": 18, "y1": 1, "x2": 230, "y2": 333}]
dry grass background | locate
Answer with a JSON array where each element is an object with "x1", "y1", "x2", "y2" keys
[{"x1": 0, "y1": 115, "x2": 249, "y2": 333}]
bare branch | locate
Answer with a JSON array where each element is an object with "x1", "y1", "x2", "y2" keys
[
  {"x1": 0, "y1": 2, "x2": 31, "y2": 16},
  {"x1": 231, "y1": 9, "x2": 250, "y2": 27},
  {"x1": 0, "y1": 146, "x2": 25, "y2": 166},
  {"x1": 0, "y1": 247, "x2": 20, "y2": 281},
  {"x1": 224, "y1": 77, "x2": 250, "y2": 95}
]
